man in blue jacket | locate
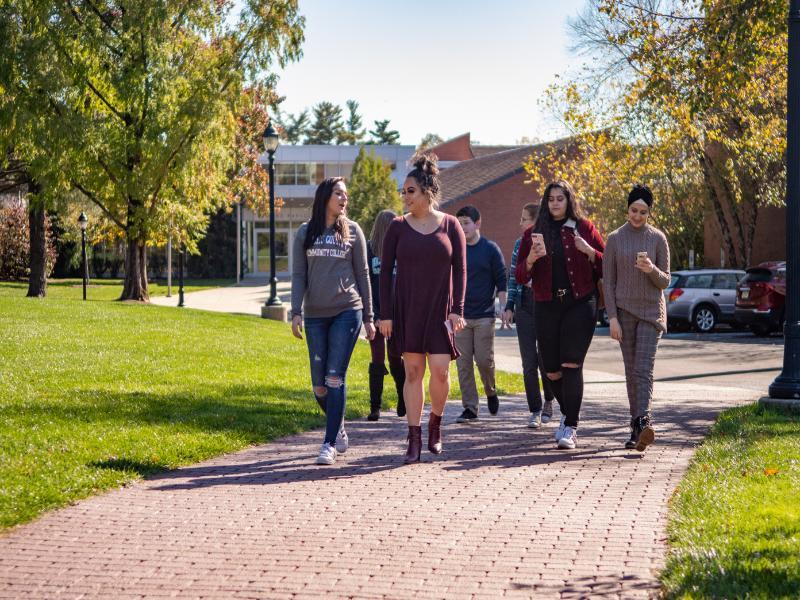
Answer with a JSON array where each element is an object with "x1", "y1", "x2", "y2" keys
[{"x1": 455, "y1": 205, "x2": 507, "y2": 422}]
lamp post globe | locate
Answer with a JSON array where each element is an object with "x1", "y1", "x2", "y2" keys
[
  {"x1": 263, "y1": 121, "x2": 282, "y2": 311},
  {"x1": 78, "y1": 212, "x2": 89, "y2": 301}
]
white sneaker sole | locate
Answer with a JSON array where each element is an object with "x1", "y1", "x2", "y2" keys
[
  {"x1": 316, "y1": 455, "x2": 336, "y2": 465},
  {"x1": 557, "y1": 437, "x2": 576, "y2": 449}
]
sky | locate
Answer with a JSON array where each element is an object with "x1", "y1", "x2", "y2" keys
[{"x1": 272, "y1": 0, "x2": 590, "y2": 147}]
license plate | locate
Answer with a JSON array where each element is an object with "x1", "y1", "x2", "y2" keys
[{"x1": 742, "y1": 290, "x2": 749, "y2": 299}]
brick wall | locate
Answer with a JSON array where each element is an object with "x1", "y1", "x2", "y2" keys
[{"x1": 442, "y1": 171, "x2": 541, "y2": 266}]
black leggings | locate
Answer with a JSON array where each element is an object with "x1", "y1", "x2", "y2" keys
[{"x1": 534, "y1": 294, "x2": 596, "y2": 428}]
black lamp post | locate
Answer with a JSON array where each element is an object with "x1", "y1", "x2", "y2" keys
[
  {"x1": 178, "y1": 243, "x2": 185, "y2": 308},
  {"x1": 770, "y1": 0, "x2": 800, "y2": 399},
  {"x1": 78, "y1": 212, "x2": 88, "y2": 301},
  {"x1": 263, "y1": 121, "x2": 281, "y2": 308}
]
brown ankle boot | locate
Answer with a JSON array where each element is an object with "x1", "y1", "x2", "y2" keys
[
  {"x1": 404, "y1": 426, "x2": 422, "y2": 464},
  {"x1": 428, "y1": 412, "x2": 443, "y2": 454}
]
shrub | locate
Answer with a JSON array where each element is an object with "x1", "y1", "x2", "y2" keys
[{"x1": 0, "y1": 201, "x2": 57, "y2": 281}]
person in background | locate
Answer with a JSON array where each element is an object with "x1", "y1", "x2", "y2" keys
[
  {"x1": 379, "y1": 153, "x2": 466, "y2": 463},
  {"x1": 454, "y1": 205, "x2": 507, "y2": 423},
  {"x1": 603, "y1": 185, "x2": 670, "y2": 452},
  {"x1": 290, "y1": 177, "x2": 375, "y2": 465},
  {"x1": 503, "y1": 202, "x2": 555, "y2": 428},
  {"x1": 516, "y1": 180, "x2": 605, "y2": 450},
  {"x1": 366, "y1": 209, "x2": 405, "y2": 421}
]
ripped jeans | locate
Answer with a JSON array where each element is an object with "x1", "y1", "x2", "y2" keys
[{"x1": 304, "y1": 309, "x2": 362, "y2": 445}]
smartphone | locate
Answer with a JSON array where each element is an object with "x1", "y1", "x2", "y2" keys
[
  {"x1": 531, "y1": 232, "x2": 545, "y2": 254},
  {"x1": 444, "y1": 319, "x2": 454, "y2": 335},
  {"x1": 637, "y1": 251, "x2": 648, "y2": 261}
]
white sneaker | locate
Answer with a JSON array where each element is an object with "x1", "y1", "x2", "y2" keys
[
  {"x1": 528, "y1": 411, "x2": 542, "y2": 428},
  {"x1": 557, "y1": 426, "x2": 578, "y2": 449},
  {"x1": 541, "y1": 400, "x2": 553, "y2": 423},
  {"x1": 554, "y1": 415, "x2": 566, "y2": 441},
  {"x1": 335, "y1": 427, "x2": 349, "y2": 453},
  {"x1": 316, "y1": 442, "x2": 337, "y2": 465}
]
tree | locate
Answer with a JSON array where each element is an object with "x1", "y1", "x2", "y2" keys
[
  {"x1": 338, "y1": 100, "x2": 366, "y2": 145},
  {"x1": 0, "y1": 1, "x2": 304, "y2": 301},
  {"x1": 346, "y1": 147, "x2": 402, "y2": 233},
  {"x1": 226, "y1": 85, "x2": 278, "y2": 218},
  {"x1": 553, "y1": 0, "x2": 787, "y2": 268},
  {"x1": 368, "y1": 120, "x2": 400, "y2": 145},
  {"x1": 281, "y1": 110, "x2": 310, "y2": 144},
  {"x1": 418, "y1": 133, "x2": 443, "y2": 151},
  {"x1": 306, "y1": 101, "x2": 344, "y2": 144}
]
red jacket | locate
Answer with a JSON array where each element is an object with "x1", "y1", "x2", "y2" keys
[{"x1": 515, "y1": 218, "x2": 605, "y2": 302}]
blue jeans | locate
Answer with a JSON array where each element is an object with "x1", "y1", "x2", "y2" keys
[{"x1": 304, "y1": 309, "x2": 362, "y2": 445}]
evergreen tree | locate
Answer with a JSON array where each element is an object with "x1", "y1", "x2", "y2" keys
[
  {"x1": 338, "y1": 100, "x2": 366, "y2": 145},
  {"x1": 368, "y1": 120, "x2": 401, "y2": 145},
  {"x1": 347, "y1": 148, "x2": 402, "y2": 232},
  {"x1": 305, "y1": 102, "x2": 344, "y2": 144},
  {"x1": 418, "y1": 133, "x2": 443, "y2": 151},
  {"x1": 281, "y1": 110, "x2": 310, "y2": 144}
]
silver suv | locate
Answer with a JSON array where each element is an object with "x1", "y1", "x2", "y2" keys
[{"x1": 665, "y1": 269, "x2": 745, "y2": 332}]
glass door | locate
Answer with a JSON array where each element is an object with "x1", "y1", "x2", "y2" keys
[{"x1": 255, "y1": 230, "x2": 289, "y2": 276}]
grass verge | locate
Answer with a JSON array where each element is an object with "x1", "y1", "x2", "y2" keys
[
  {"x1": 0, "y1": 284, "x2": 523, "y2": 529},
  {"x1": 661, "y1": 403, "x2": 800, "y2": 599}
]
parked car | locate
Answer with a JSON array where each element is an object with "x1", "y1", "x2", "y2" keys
[
  {"x1": 735, "y1": 261, "x2": 786, "y2": 336},
  {"x1": 664, "y1": 269, "x2": 745, "y2": 332}
]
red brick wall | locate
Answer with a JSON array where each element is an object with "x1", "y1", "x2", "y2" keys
[
  {"x1": 704, "y1": 205, "x2": 786, "y2": 268},
  {"x1": 442, "y1": 171, "x2": 541, "y2": 266}
]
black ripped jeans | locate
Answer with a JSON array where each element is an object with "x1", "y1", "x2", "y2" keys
[{"x1": 534, "y1": 293, "x2": 596, "y2": 428}]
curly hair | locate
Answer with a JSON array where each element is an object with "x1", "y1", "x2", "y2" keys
[{"x1": 406, "y1": 151, "x2": 441, "y2": 207}]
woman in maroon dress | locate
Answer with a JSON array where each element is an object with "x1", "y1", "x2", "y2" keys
[{"x1": 379, "y1": 153, "x2": 467, "y2": 463}]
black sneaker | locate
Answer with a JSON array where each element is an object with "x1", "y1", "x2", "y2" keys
[
  {"x1": 456, "y1": 408, "x2": 478, "y2": 423},
  {"x1": 625, "y1": 417, "x2": 638, "y2": 450},
  {"x1": 635, "y1": 416, "x2": 655, "y2": 452},
  {"x1": 487, "y1": 395, "x2": 499, "y2": 415}
]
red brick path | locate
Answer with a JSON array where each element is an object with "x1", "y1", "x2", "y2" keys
[{"x1": 0, "y1": 380, "x2": 755, "y2": 599}]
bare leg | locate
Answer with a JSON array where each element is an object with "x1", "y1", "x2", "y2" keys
[
  {"x1": 403, "y1": 353, "x2": 426, "y2": 427},
  {"x1": 427, "y1": 354, "x2": 451, "y2": 417}
]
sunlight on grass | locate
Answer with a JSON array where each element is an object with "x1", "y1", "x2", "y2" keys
[{"x1": 662, "y1": 403, "x2": 800, "y2": 599}]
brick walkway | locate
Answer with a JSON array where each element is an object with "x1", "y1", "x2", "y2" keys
[{"x1": 0, "y1": 379, "x2": 756, "y2": 599}]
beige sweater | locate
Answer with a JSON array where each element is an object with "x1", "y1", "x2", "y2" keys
[{"x1": 603, "y1": 222, "x2": 671, "y2": 331}]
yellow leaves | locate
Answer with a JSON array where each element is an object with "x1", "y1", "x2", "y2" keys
[{"x1": 764, "y1": 468, "x2": 779, "y2": 476}]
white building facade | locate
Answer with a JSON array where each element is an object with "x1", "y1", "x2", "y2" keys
[{"x1": 244, "y1": 144, "x2": 415, "y2": 278}]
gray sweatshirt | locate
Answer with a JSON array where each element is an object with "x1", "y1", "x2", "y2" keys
[{"x1": 290, "y1": 220, "x2": 373, "y2": 322}]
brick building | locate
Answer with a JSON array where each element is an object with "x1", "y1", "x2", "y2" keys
[
  {"x1": 703, "y1": 205, "x2": 786, "y2": 268},
  {"x1": 433, "y1": 134, "x2": 577, "y2": 264}
]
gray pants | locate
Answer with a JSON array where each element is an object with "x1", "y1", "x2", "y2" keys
[
  {"x1": 618, "y1": 309, "x2": 662, "y2": 418},
  {"x1": 455, "y1": 317, "x2": 497, "y2": 412}
]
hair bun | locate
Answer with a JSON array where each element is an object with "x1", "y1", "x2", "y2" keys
[{"x1": 411, "y1": 151, "x2": 439, "y2": 176}]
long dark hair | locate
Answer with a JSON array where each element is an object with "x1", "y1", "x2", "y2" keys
[
  {"x1": 304, "y1": 177, "x2": 350, "y2": 250},
  {"x1": 534, "y1": 180, "x2": 584, "y2": 248},
  {"x1": 406, "y1": 152, "x2": 441, "y2": 208}
]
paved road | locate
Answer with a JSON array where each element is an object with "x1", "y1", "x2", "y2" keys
[{"x1": 496, "y1": 325, "x2": 784, "y2": 393}]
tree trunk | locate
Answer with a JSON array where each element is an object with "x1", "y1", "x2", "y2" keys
[
  {"x1": 120, "y1": 235, "x2": 149, "y2": 301},
  {"x1": 26, "y1": 189, "x2": 47, "y2": 298}
]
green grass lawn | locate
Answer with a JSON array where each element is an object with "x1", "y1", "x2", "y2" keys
[
  {"x1": 661, "y1": 403, "x2": 800, "y2": 599},
  {"x1": 1, "y1": 278, "x2": 234, "y2": 302},
  {"x1": 0, "y1": 282, "x2": 523, "y2": 529}
]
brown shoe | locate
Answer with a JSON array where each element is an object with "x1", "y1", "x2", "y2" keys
[
  {"x1": 404, "y1": 425, "x2": 422, "y2": 463},
  {"x1": 428, "y1": 412, "x2": 443, "y2": 454},
  {"x1": 635, "y1": 416, "x2": 655, "y2": 452}
]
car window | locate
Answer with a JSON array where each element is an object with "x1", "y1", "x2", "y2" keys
[
  {"x1": 668, "y1": 275, "x2": 680, "y2": 289},
  {"x1": 685, "y1": 274, "x2": 713, "y2": 289},
  {"x1": 775, "y1": 269, "x2": 786, "y2": 281},
  {"x1": 712, "y1": 273, "x2": 739, "y2": 290},
  {"x1": 742, "y1": 269, "x2": 772, "y2": 283}
]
